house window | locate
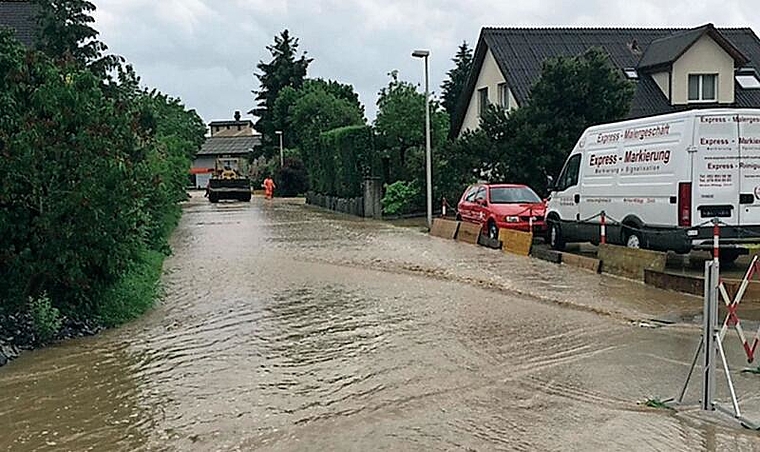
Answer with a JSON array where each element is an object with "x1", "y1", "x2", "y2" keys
[
  {"x1": 688, "y1": 74, "x2": 717, "y2": 102},
  {"x1": 478, "y1": 87, "x2": 489, "y2": 116},
  {"x1": 497, "y1": 83, "x2": 510, "y2": 108}
]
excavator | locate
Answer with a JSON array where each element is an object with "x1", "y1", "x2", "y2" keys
[{"x1": 207, "y1": 158, "x2": 251, "y2": 203}]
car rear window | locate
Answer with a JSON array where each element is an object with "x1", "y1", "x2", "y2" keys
[{"x1": 489, "y1": 187, "x2": 541, "y2": 204}]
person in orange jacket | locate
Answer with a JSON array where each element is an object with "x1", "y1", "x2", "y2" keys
[{"x1": 262, "y1": 176, "x2": 276, "y2": 200}]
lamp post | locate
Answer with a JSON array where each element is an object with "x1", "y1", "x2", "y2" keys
[
  {"x1": 412, "y1": 49, "x2": 432, "y2": 230},
  {"x1": 275, "y1": 130, "x2": 284, "y2": 167}
]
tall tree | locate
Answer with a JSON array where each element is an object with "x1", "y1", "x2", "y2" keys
[
  {"x1": 33, "y1": 0, "x2": 121, "y2": 77},
  {"x1": 374, "y1": 70, "x2": 449, "y2": 182},
  {"x1": 440, "y1": 41, "x2": 473, "y2": 124},
  {"x1": 252, "y1": 30, "x2": 312, "y2": 156},
  {"x1": 272, "y1": 78, "x2": 365, "y2": 149}
]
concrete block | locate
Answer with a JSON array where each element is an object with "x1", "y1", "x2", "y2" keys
[
  {"x1": 644, "y1": 270, "x2": 703, "y2": 296},
  {"x1": 532, "y1": 246, "x2": 562, "y2": 264},
  {"x1": 561, "y1": 252, "x2": 601, "y2": 273},
  {"x1": 430, "y1": 218, "x2": 460, "y2": 240},
  {"x1": 598, "y1": 244, "x2": 667, "y2": 281},
  {"x1": 457, "y1": 222, "x2": 482, "y2": 245},
  {"x1": 499, "y1": 229, "x2": 533, "y2": 256}
]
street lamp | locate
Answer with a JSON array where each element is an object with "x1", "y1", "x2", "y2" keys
[
  {"x1": 412, "y1": 49, "x2": 432, "y2": 230},
  {"x1": 275, "y1": 130, "x2": 284, "y2": 167}
]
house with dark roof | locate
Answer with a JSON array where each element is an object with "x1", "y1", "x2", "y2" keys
[
  {"x1": 453, "y1": 24, "x2": 760, "y2": 138},
  {"x1": 208, "y1": 110, "x2": 257, "y2": 137},
  {"x1": 190, "y1": 111, "x2": 261, "y2": 188},
  {"x1": 0, "y1": 0, "x2": 36, "y2": 47}
]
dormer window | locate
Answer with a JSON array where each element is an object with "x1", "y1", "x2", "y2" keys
[
  {"x1": 688, "y1": 74, "x2": 717, "y2": 102},
  {"x1": 623, "y1": 68, "x2": 638, "y2": 80},
  {"x1": 736, "y1": 68, "x2": 760, "y2": 89}
]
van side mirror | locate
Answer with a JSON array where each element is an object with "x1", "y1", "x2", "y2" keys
[{"x1": 546, "y1": 175, "x2": 556, "y2": 192}]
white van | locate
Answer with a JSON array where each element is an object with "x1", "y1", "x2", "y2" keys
[{"x1": 546, "y1": 108, "x2": 760, "y2": 263}]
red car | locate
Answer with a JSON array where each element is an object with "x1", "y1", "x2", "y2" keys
[{"x1": 456, "y1": 184, "x2": 546, "y2": 240}]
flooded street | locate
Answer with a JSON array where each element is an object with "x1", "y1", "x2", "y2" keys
[{"x1": 2, "y1": 192, "x2": 760, "y2": 451}]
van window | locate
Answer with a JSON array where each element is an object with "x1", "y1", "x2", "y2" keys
[
  {"x1": 475, "y1": 187, "x2": 487, "y2": 201},
  {"x1": 557, "y1": 154, "x2": 582, "y2": 191}
]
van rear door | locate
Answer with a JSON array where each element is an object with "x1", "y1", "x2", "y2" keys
[
  {"x1": 737, "y1": 113, "x2": 760, "y2": 226},
  {"x1": 693, "y1": 113, "x2": 741, "y2": 226}
]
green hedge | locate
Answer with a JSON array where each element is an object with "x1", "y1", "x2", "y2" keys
[
  {"x1": 0, "y1": 32, "x2": 205, "y2": 331},
  {"x1": 314, "y1": 125, "x2": 378, "y2": 198}
]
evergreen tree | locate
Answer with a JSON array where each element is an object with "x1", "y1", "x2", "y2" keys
[
  {"x1": 33, "y1": 0, "x2": 121, "y2": 77},
  {"x1": 440, "y1": 41, "x2": 473, "y2": 125},
  {"x1": 252, "y1": 30, "x2": 312, "y2": 156}
]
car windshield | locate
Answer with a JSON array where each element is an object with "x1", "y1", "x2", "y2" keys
[{"x1": 489, "y1": 187, "x2": 541, "y2": 204}]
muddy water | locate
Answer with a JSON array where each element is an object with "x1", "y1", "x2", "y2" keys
[{"x1": 2, "y1": 192, "x2": 760, "y2": 451}]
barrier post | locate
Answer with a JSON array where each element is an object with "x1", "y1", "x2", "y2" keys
[
  {"x1": 713, "y1": 218, "x2": 720, "y2": 265},
  {"x1": 600, "y1": 211, "x2": 607, "y2": 245},
  {"x1": 702, "y1": 259, "x2": 718, "y2": 411},
  {"x1": 442, "y1": 197, "x2": 447, "y2": 218}
]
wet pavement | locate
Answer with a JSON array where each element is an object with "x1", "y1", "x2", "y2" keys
[{"x1": 2, "y1": 192, "x2": 760, "y2": 451}]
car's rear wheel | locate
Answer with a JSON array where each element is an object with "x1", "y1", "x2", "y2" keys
[{"x1": 455, "y1": 213, "x2": 462, "y2": 221}]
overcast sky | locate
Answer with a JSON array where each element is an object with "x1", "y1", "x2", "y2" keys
[{"x1": 92, "y1": 0, "x2": 758, "y2": 125}]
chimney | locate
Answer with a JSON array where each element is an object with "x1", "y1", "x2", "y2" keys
[{"x1": 234, "y1": 110, "x2": 241, "y2": 121}]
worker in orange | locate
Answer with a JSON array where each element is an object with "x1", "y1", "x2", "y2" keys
[{"x1": 262, "y1": 176, "x2": 276, "y2": 200}]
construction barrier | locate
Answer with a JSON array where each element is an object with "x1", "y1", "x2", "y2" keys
[
  {"x1": 430, "y1": 218, "x2": 460, "y2": 240},
  {"x1": 667, "y1": 220, "x2": 759, "y2": 430},
  {"x1": 456, "y1": 222, "x2": 482, "y2": 245},
  {"x1": 499, "y1": 229, "x2": 533, "y2": 256},
  {"x1": 717, "y1": 255, "x2": 760, "y2": 363}
]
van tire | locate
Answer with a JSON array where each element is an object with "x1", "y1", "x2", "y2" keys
[
  {"x1": 720, "y1": 250, "x2": 741, "y2": 266},
  {"x1": 624, "y1": 228, "x2": 643, "y2": 249},
  {"x1": 456, "y1": 214, "x2": 462, "y2": 221},
  {"x1": 549, "y1": 222, "x2": 565, "y2": 251}
]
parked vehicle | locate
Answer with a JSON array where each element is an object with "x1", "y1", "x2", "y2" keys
[
  {"x1": 207, "y1": 157, "x2": 251, "y2": 203},
  {"x1": 457, "y1": 183, "x2": 546, "y2": 239},
  {"x1": 545, "y1": 108, "x2": 760, "y2": 264}
]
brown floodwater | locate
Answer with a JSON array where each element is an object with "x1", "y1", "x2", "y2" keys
[{"x1": 2, "y1": 192, "x2": 760, "y2": 451}]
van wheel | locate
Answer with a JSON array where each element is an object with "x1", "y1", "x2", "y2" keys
[
  {"x1": 549, "y1": 222, "x2": 565, "y2": 251},
  {"x1": 720, "y1": 250, "x2": 741, "y2": 266},
  {"x1": 455, "y1": 214, "x2": 462, "y2": 221},
  {"x1": 624, "y1": 228, "x2": 643, "y2": 249},
  {"x1": 488, "y1": 221, "x2": 499, "y2": 240}
]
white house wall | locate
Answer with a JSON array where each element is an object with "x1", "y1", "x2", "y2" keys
[
  {"x1": 671, "y1": 35, "x2": 735, "y2": 104},
  {"x1": 460, "y1": 47, "x2": 516, "y2": 136}
]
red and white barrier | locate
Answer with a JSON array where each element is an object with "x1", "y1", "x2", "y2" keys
[
  {"x1": 718, "y1": 255, "x2": 760, "y2": 363},
  {"x1": 600, "y1": 211, "x2": 606, "y2": 245}
]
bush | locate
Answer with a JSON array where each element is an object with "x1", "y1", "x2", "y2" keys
[
  {"x1": 382, "y1": 180, "x2": 421, "y2": 216},
  {"x1": 29, "y1": 293, "x2": 62, "y2": 344},
  {"x1": 276, "y1": 156, "x2": 309, "y2": 197},
  {"x1": 95, "y1": 249, "x2": 165, "y2": 328},
  {"x1": 0, "y1": 32, "x2": 204, "y2": 328}
]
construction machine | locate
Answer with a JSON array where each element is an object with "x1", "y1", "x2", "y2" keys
[{"x1": 207, "y1": 157, "x2": 251, "y2": 203}]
